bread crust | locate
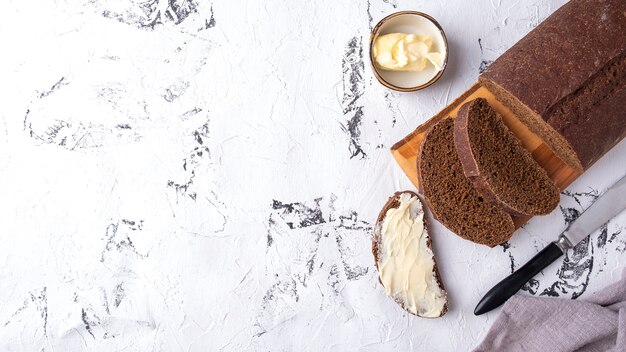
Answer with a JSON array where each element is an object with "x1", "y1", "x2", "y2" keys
[
  {"x1": 372, "y1": 191, "x2": 449, "y2": 318},
  {"x1": 480, "y1": 0, "x2": 626, "y2": 170}
]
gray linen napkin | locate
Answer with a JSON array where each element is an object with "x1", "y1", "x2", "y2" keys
[{"x1": 474, "y1": 269, "x2": 626, "y2": 352}]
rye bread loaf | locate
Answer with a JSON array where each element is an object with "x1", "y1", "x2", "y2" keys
[
  {"x1": 480, "y1": 0, "x2": 626, "y2": 171},
  {"x1": 454, "y1": 98, "x2": 560, "y2": 216},
  {"x1": 417, "y1": 118, "x2": 515, "y2": 247},
  {"x1": 372, "y1": 191, "x2": 448, "y2": 318}
]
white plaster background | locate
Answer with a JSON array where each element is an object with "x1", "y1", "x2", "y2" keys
[{"x1": 1, "y1": 0, "x2": 625, "y2": 351}]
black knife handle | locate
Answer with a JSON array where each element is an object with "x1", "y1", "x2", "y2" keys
[{"x1": 474, "y1": 242, "x2": 564, "y2": 315}]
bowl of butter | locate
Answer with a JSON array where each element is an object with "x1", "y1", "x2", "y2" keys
[{"x1": 370, "y1": 11, "x2": 448, "y2": 92}]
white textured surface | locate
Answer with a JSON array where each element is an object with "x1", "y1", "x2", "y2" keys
[{"x1": 1, "y1": 0, "x2": 625, "y2": 351}]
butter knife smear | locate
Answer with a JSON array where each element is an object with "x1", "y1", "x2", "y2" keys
[
  {"x1": 378, "y1": 193, "x2": 446, "y2": 317},
  {"x1": 373, "y1": 33, "x2": 444, "y2": 72}
]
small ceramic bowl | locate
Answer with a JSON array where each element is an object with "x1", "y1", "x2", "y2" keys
[{"x1": 370, "y1": 11, "x2": 448, "y2": 92}]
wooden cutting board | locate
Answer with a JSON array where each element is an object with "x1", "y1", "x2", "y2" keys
[{"x1": 391, "y1": 83, "x2": 582, "y2": 228}]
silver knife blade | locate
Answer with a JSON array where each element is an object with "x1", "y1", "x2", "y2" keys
[
  {"x1": 475, "y1": 174, "x2": 626, "y2": 316},
  {"x1": 561, "y1": 175, "x2": 626, "y2": 247}
]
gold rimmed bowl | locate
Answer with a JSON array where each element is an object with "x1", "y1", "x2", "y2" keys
[{"x1": 370, "y1": 11, "x2": 448, "y2": 92}]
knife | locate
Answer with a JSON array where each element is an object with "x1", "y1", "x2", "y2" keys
[{"x1": 474, "y1": 174, "x2": 626, "y2": 316}]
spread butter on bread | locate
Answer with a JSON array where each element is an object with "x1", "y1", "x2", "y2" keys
[{"x1": 373, "y1": 191, "x2": 448, "y2": 318}]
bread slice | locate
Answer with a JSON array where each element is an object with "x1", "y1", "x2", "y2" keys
[
  {"x1": 417, "y1": 118, "x2": 515, "y2": 246},
  {"x1": 372, "y1": 191, "x2": 448, "y2": 318},
  {"x1": 454, "y1": 98, "x2": 560, "y2": 216}
]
